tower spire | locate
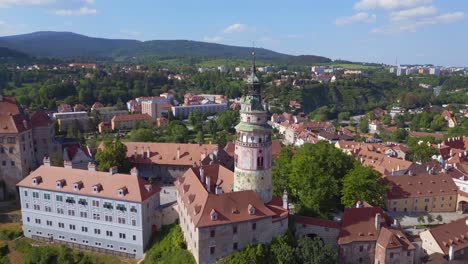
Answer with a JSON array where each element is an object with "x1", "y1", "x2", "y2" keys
[{"x1": 251, "y1": 50, "x2": 256, "y2": 74}]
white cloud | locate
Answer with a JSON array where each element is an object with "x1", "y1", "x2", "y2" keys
[
  {"x1": 373, "y1": 11, "x2": 465, "y2": 33},
  {"x1": 0, "y1": 0, "x2": 55, "y2": 7},
  {"x1": 52, "y1": 6, "x2": 97, "y2": 16},
  {"x1": 203, "y1": 36, "x2": 224, "y2": 43},
  {"x1": 336, "y1": 12, "x2": 377, "y2": 26},
  {"x1": 390, "y1": 6, "x2": 437, "y2": 21},
  {"x1": 222, "y1": 23, "x2": 255, "y2": 34},
  {"x1": 354, "y1": 0, "x2": 432, "y2": 10}
]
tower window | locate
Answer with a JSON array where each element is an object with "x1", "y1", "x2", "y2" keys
[
  {"x1": 247, "y1": 117, "x2": 251, "y2": 123},
  {"x1": 257, "y1": 157, "x2": 264, "y2": 169}
]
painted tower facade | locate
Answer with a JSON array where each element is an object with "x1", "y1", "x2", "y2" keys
[{"x1": 233, "y1": 54, "x2": 273, "y2": 203}]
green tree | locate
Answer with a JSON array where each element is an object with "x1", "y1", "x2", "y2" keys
[
  {"x1": 407, "y1": 141, "x2": 438, "y2": 162},
  {"x1": 195, "y1": 131, "x2": 205, "y2": 144},
  {"x1": 436, "y1": 214, "x2": 443, "y2": 223},
  {"x1": 217, "y1": 110, "x2": 239, "y2": 131},
  {"x1": 289, "y1": 142, "x2": 354, "y2": 217},
  {"x1": 427, "y1": 214, "x2": 434, "y2": 224},
  {"x1": 338, "y1": 112, "x2": 350, "y2": 122},
  {"x1": 168, "y1": 121, "x2": 189, "y2": 143},
  {"x1": 272, "y1": 146, "x2": 294, "y2": 197},
  {"x1": 296, "y1": 236, "x2": 337, "y2": 264},
  {"x1": 129, "y1": 128, "x2": 154, "y2": 142},
  {"x1": 359, "y1": 118, "x2": 369, "y2": 133},
  {"x1": 417, "y1": 215, "x2": 425, "y2": 224},
  {"x1": 95, "y1": 139, "x2": 131, "y2": 173},
  {"x1": 341, "y1": 164, "x2": 390, "y2": 208},
  {"x1": 188, "y1": 109, "x2": 203, "y2": 131},
  {"x1": 57, "y1": 245, "x2": 74, "y2": 264}
]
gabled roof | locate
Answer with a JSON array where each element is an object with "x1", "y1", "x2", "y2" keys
[
  {"x1": 383, "y1": 172, "x2": 458, "y2": 199},
  {"x1": 175, "y1": 164, "x2": 276, "y2": 228},
  {"x1": 16, "y1": 165, "x2": 160, "y2": 202},
  {"x1": 121, "y1": 142, "x2": 218, "y2": 166},
  {"x1": 30, "y1": 110, "x2": 53, "y2": 127},
  {"x1": 426, "y1": 216, "x2": 468, "y2": 255},
  {"x1": 0, "y1": 96, "x2": 30, "y2": 134},
  {"x1": 338, "y1": 207, "x2": 390, "y2": 245},
  {"x1": 377, "y1": 227, "x2": 415, "y2": 250}
]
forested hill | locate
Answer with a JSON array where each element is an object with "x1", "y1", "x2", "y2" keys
[
  {"x1": 0, "y1": 47, "x2": 29, "y2": 59},
  {"x1": 0, "y1": 31, "x2": 331, "y2": 64}
]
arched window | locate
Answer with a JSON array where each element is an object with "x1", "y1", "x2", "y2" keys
[
  {"x1": 257, "y1": 157, "x2": 264, "y2": 169},
  {"x1": 247, "y1": 117, "x2": 251, "y2": 123}
]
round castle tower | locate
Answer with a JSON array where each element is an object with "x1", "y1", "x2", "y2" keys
[{"x1": 233, "y1": 52, "x2": 272, "y2": 203}]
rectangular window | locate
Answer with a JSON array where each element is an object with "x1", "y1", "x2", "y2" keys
[
  {"x1": 68, "y1": 210, "x2": 75, "y2": 216},
  {"x1": 45, "y1": 206, "x2": 51, "y2": 212},
  {"x1": 94, "y1": 229, "x2": 101, "y2": 235},
  {"x1": 93, "y1": 213, "x2": 100, "y2": 220},
  {"x1": 58, "y1": 223, "x2": 64, "y2": 228},
  {"x1": 119, "y1": 233, "x2": 126, "y2": 239},
  {"x1": 106, "y1": 231, "x2": 113, "y2": 237},
  {"x1": 233, "y1": 243, "x2": 238, "y2": 250},
  {"x1": 27, "y1": 217, "x2": 30, "y2": 222},
  {"x1": 233, "y1": 226, "x2": 238, "y2": 234},
  {"x1": 33, "y1": 204, "x2": 40, "y2": 210},
  {"x1": 57, "y1": 208, "x2": 64, "y2": 214},
  {"x1": 131, "y1": 219, "x2": 136, "y2": 226},
  {"x1": 80, "y1": 212, "x2": 87, "y2": 218},
  {"x1": 118, "y1": 217, "x2": 125, "y2": 224},
  {"x1": 210, "y1": 230, "x2": 215, "y2": 237},
  {"x1": 359, "y1": 245, "x2": 363, "y2": 252},
  {"x1": 105, "y1": 215, "x2": 112, "y2": 222},
  {"x1": 32, "y1": 192, "x2": 39, "y2": 198},
  {"x1": 35, "y1": 219, "x2": 41, "y2": 224},
  {"x1": 116, "y1": 204, "x2": 126, "y2": 211},
  {"x1": 11, "y1": 161, "x2": 15, "y2": 166},
  {"x1": 56, "y1": 195, "x2": 63, "y2": 202},
  {"x1": 252, "y1": 223, "x2": 256, "y2": 230},
  {"x1": 65, "y1": 197, "x2": 75, "y2": 204},
  {"x1": 69, "y1": 224, "x2": 76, "y2": 230},
  {"x1": 133, "y1": 235, "x2": 136, "y2": 241},
  {"x1": 43, "y1": 193, "x2": 50, "y2": 200},
  {"x1": 210, "y1": 246, "x2": 215, "y2": 255},
  {"x1": 46, "y1": 220, "x2": 52, "y2": 226},
  {"x1": 92, "y1": 200, "x2": 99, "y2": 207},
  {"x1": 82, "y1": 226, "x2": 88, "y2": 232},
  {"x1": 24, "y1": 190, "x2": 28, "y2": 197}
]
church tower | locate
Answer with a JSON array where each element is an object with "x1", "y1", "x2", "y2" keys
[{"x1": 233, "y1": 52, "x2": 272, "y2": 203}]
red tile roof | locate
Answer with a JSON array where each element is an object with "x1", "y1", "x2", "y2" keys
[
  {"x1": 0, "y1": 96, "x2": 30, "y2": 133},
  {"x1": 383, "y1": 173, "x2": 458, "y2": 200},
  {"x1": 121, "y1": 142, "x2": 218, "y2": 166},
  {"x1": 112, "y1": 113, "x2": 152, "y2": 122},
  {"x1": 16, "y1": 165, "x2": 160, "y2": 202},
  {"x1": 338, "y1": 207, "x2": 390, "y2": 245},
  {"x1": 377, "y1": 227, "x2": 415, "y2": 250},
  {"x1": 176, "y1": 164, "x2": 276, "y2": 227},
  {"x1": 30, "y1": 110, "x2": 53, "y2": 127},
  {"x1": 426, "y1": 216, "x2": 468, "y2": 255}
]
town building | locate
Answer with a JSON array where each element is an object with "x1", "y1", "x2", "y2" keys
[
  {"x1": 383, "y1": 172, "x2": 458, "y2": 213},
  {"x1": 0, "y1": 96, "x2": 42, "y2": 196},
  {"x1": 175, "y1": 57, "x2": 289, "y2": 263},
  {"x1": 92, "y1": 106, "x2": 128, "y2": 123},
  {"x1": 338, "y1": 206, "x2": 416, "y2": 264},
  {"x1": 53, "y1": 111, "x2": 92, "y2": 132},
  {"x1": 17, "y1": 161, "x2": 161, "y2": 258},
  {"x1": 171, "y1": 94, "x2": 228, "y2": 119},
  {"x1": 29, "y1": 110, "x2": 61, "y2": 166},
  {"x1": 420, "y1": 216, "x2": 468, "y2": 261},
  {"x1": 126, "y1": 96, "x2": 172, "y2": 113},
  {"x1": 120, "y1": 142, "x2": 219, "y2": 184},
  {"x1": 111, "y1": 114, "x2": 153, "y2": 131}
]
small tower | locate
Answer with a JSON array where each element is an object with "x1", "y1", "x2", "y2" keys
[
  {"x1": 233, "y1": 51, "x2": 273, "y2": 203},
  {"x1": 282, "y1": 190, "x2": 288, "y2": 209}
]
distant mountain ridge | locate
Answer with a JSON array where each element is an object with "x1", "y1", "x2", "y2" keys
[{"x1": 0, "y1": 31, "x2": 331, "y2": 64}]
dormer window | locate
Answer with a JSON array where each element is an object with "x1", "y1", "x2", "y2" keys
[
  {"x1": 56, "y1": 179, "x2": 65, "y2": 188},
  {"x1": 210, "y1": 209, "x2": 218, "y2": 220},
  {"x1": 92, "y1": 184, "x2": 102, "y2": 193},
  {"x1": 118, "y1": 187, "x2": 128, "y2": 197},
  {"x1": 248, "y1": 204, "x2": 256, "y2": 215},
  {"x1": 32, "y1": 176, "x2": 42, "y2": 185},
  {"x1": 73, "y1": 181, "x2": 83, "y2": 191}
]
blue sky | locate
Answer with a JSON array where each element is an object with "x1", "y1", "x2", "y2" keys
[{"x1": 0, "y1": 0, "x2": 467, "y2": 66}]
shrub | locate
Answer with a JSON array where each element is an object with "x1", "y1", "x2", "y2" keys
[
  {"x1": 0, "y1": 242, "x2": 8, "y2": 257},
  {"x1": 0, "y1": 229, "x2": 22, "y2": 240}
]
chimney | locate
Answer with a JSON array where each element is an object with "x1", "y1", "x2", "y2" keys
[
  {"x1": 23, "y1": 120, "x2": 28, "y2": 129},
  {"x1": 130, "y1": 167, "x2": 139, "y2": 176},
  {"x1": 201, "y1": 149, "x2": 207, "y2": 161},
  {"x1": 392, "y1": 219, "x2": 400, "y2": 228},
  {"x1": 199, "y1": 167, "x2": 205, "y2": 183},
  {"x1": 87, "y1": 162, "x2": 96, "y2": 171},
  {"x1": 140, "y1": 146, "x2": 145, "y2": 158},
  {"x1": 144, "y1": 184, "x2": 152, "y2": 192},
  {"x1": 282, "y1": 190, "x2": 288, "y2": 209},
  {"x1": 449, "y1": 245, "x2": 455, "y2": 261},
  {"x1": 205, "y1": 176, "x2": 211, "y2": 192},
  {"x1": 43, "y1": 156, "x2": 51, "y2": 167},
  {"x1": 133, "y1": 146, "x2": 137, "y2": 160},
  {"x1": 375, "y1": 213, "x2": 381, "y2": 231},
  {"x1": 215, "y1": 186, "x2": 223, "y2": 194},
  {"x1": 109, "y1": 166, "x2": 118, "y2": 175},
  {"x1": 64, "y1": 160, "x2": 72, "y2": 169},
  {"x1": 177, "y1": 145, "x2": 181, "y2": 160},
  {"x1": 213, "y1": 146, "x2": 219, "y2": 158},
  {"x1": 146, "y1": 146, "x2": 150, "y2": 158}
]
